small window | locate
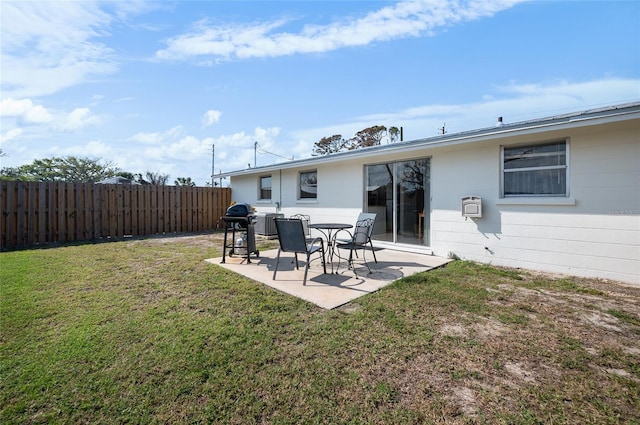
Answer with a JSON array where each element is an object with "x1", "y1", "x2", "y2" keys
[
  {"x1": 299, "y1": 170, "x2": 317, "y2": 199},
  {"x1": 502, "y1": 140, "x2": 568, "y2": 197},
  {"x1": 259, "y1": 175, "x2": 272, "y2": 200}
]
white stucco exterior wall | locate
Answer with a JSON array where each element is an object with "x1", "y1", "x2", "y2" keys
[
  {"x1": 226, "y1": 111, "x2": 640, "y2": 285},
  {"x1": 229, "y1": 158, "x2": 367, "y2": 239},
  {"x1": 429, "y1": 122, "x2": 640, "y2": 284}
]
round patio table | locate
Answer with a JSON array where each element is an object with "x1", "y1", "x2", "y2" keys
[{"x1": 309, "y1": 223, "x2": 353, "y2": 272}]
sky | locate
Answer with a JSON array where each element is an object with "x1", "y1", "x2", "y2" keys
[{"x1": 1, "y1": 0, "x2": 639, "y2": 186}]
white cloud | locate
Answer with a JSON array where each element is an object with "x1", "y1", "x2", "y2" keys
[
  {"x1": 288, "y1": 78, "x2": 640, "y2": 148},
  {"x1": 212, "y1": 127, "x2": 280, "y2": 150},
  {"x1": 0, "y1": 128, "x2": 24, "y2": 145},
  {"x1": 129, "y1": 125, "x2": 185, "y2": 144},
  {"x1": 202, "y1": 109, "x2": 222, "y2": 127},
  {"x1": 0, "y1": 1, "x2": 151, "y2": 98},
  {"x1": 206, "y1": 127, "x2": 282, "y2": 172},
  {"x1": 0, "y1": 98, "x2": 53, "y2": 124},
  {"x1": 58, "y1": 108, "x2": 102, "y2": 131},
  {"x1": 1, "y1": 2, "x2": 115, "y2": 97},
  {"x1": 156, "y1": 0, "x2": 525, "y2": 61},
  {"x1": 131, "y1": 126, "x2": 281, "y2": 178},
  {"x1": 57, "y1": 140, "x2": 112, "y2": 157},
  {"x1": 144, "y1": 135, "x2": 210, "y2": 161},
  {"x1": 496, "y1": 78, "x2": 640, "y2": 104}
]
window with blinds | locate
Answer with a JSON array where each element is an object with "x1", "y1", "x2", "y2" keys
[{"x1": 502, "y1": 140, "x2": 568, "y2": 197}]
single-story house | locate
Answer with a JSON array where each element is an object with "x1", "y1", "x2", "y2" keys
[
  {"x1": 218, "y1": 102, "x2": 640, "y2": 286},
  {"x1": 97, "y1": 176, "x2": 140, "y2": 185}
]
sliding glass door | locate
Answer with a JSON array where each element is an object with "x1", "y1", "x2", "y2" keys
[
  {"x1": 365, "y1": 158, "x2": 430, "y2": 246},
  {"x1": 365, "y1": 163, "x2": 394, "y2": 242}
]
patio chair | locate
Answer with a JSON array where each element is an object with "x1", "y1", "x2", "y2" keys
[
  {"x1": 335, "y1": 212, "x2": 378, "y2": 263},
  {"x1": 290, "y1": 214, "x2": 312, "y2": 241},
  {"x1": 273, "y1": 218, "x2": 327, "y2": 285},
  {"x1": 335, "y1": 218, "x2": 375, "y2": 277}
]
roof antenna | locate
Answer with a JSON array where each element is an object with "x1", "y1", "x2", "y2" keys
[
  {"x1": 496, "y1": 117, "x2": 504, "y2": 127},
  {"x1": 439, "y1": 123, "x2": 446, "y2": 135}
]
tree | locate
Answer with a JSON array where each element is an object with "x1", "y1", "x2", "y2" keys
[
  {"x1": 312, "y1": 134, "x2": 348, "y2": 156},
  {"x1": 174, "y1": 177, "x2": 196, "y2": 187},
  {"x1": 310, "y1": 124, "x2": 399, "y2": 156},
  {"x1": 116, "y1": 171, "x2": 136, "y2": 180},
  {"x1": 0, "y1": 167, "x2": 22, "y2": 181},
  {"x1": 138, "y1": 171, "x2": 169, "y2": 186},
  {"x1": 388, "y1": 126, "x2": 400, "y2": 144},
  {"x1": 347, "y1": 125, "x2": 388, "y2": 150},
  {"x1": 0, "y1": 156, "x2": 121, "y2": 182}
]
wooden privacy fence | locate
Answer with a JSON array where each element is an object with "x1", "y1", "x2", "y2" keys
[{"x1": 1, "y1": 181, "x2": 232, "y2": 250}]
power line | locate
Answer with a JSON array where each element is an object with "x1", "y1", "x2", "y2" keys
[{"x1": 255, "y1": 142, "x2": 294, "y2": 162}]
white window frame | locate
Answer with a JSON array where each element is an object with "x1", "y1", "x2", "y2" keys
[
  {"x1": 258, "y1": 175, "x2": 272, "y2": 200},
  {"x1": 298, "y1": 170, "x2": 317, "y2": 200},
  {"x1": 500, "y1": 139, "x2": 569, "y2": 198}
]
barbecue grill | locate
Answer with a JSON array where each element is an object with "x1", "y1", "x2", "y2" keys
[{"x1": 221, "y1": 203, "x2": 259, "y2": 263}]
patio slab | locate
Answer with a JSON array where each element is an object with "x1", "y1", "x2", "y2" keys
[{"x1": 205, "y1": 249, "x2": 453, "y2": 309}]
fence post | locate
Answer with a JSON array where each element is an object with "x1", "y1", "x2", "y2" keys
[{"x1": 2, "y1": 182, "x2": 16, "y2": 248}]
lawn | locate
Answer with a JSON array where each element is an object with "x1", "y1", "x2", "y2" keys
[{"x1": 1, "y1": 233, "x2": 639, "y2": 424}]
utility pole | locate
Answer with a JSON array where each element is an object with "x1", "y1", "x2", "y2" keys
[
  {"x1": 211, "y1": 144, "x2": 215, "y2": 186},
  {"x1": 254, "y1": 141, "x2": 258, "y2": 168}
]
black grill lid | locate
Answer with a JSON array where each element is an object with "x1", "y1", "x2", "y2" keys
[{"x1": 226, "y1": 203, "x2": 254, "y2": 217}]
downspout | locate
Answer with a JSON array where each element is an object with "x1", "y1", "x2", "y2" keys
[{"x1": 278, "y1": 169, "x2": 282, "y2": 212}]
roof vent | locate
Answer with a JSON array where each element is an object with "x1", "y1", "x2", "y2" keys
[{"x1": 496, "y1": 117, "x2": 504, "y2": 127}]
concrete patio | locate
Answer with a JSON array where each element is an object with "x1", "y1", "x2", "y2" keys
[{"x1": 205, "y1": 248, "x2": 453, "y2": 309}]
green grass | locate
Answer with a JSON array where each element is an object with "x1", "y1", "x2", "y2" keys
[
  {"x1": 609, "y1": 308, "x2": 640, "y2": 329},
  {"x1": 1, "y1": 235, "x2": 639, "y2": 424}
]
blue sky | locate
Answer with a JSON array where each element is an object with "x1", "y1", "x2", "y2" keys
[{"x1": 1, "y1": 0, "x2": 639, "y2": 186}]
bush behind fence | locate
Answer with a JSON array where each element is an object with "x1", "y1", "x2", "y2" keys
[{"x1": 1, "y1": 181, "x2": 232, "y2": 250}]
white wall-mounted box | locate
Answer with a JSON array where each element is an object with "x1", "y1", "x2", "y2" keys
[{"x1": 462, "y1": 196, "x2": 482, "y2": 218}]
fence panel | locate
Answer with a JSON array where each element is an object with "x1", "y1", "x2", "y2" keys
[
  {"x1": 4, "y1": 182, "x2": 15, "y2": 247},
  {"x1": 57, "y1": 183, "x2": 66, "y2": 244},
  {"x1": 0, "y1": 181, "x2": 231, "y2": 250}
]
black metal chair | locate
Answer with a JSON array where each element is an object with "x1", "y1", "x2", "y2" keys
[
  {"x1": 335, "y1": 212, "x2": 378, "y2": 263},
  {"x1": 355, "y1": 212, "x2": 378, "y2": 263},
  {"x1": 335, "y1": 218, "x2": 375, "y2": 277},
  {"x1": 273, "y1": 218, "x2": 327, "y2": 285},
  {"x1": 290, "y1": 214, "x2": 312, "y2": 241}
]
